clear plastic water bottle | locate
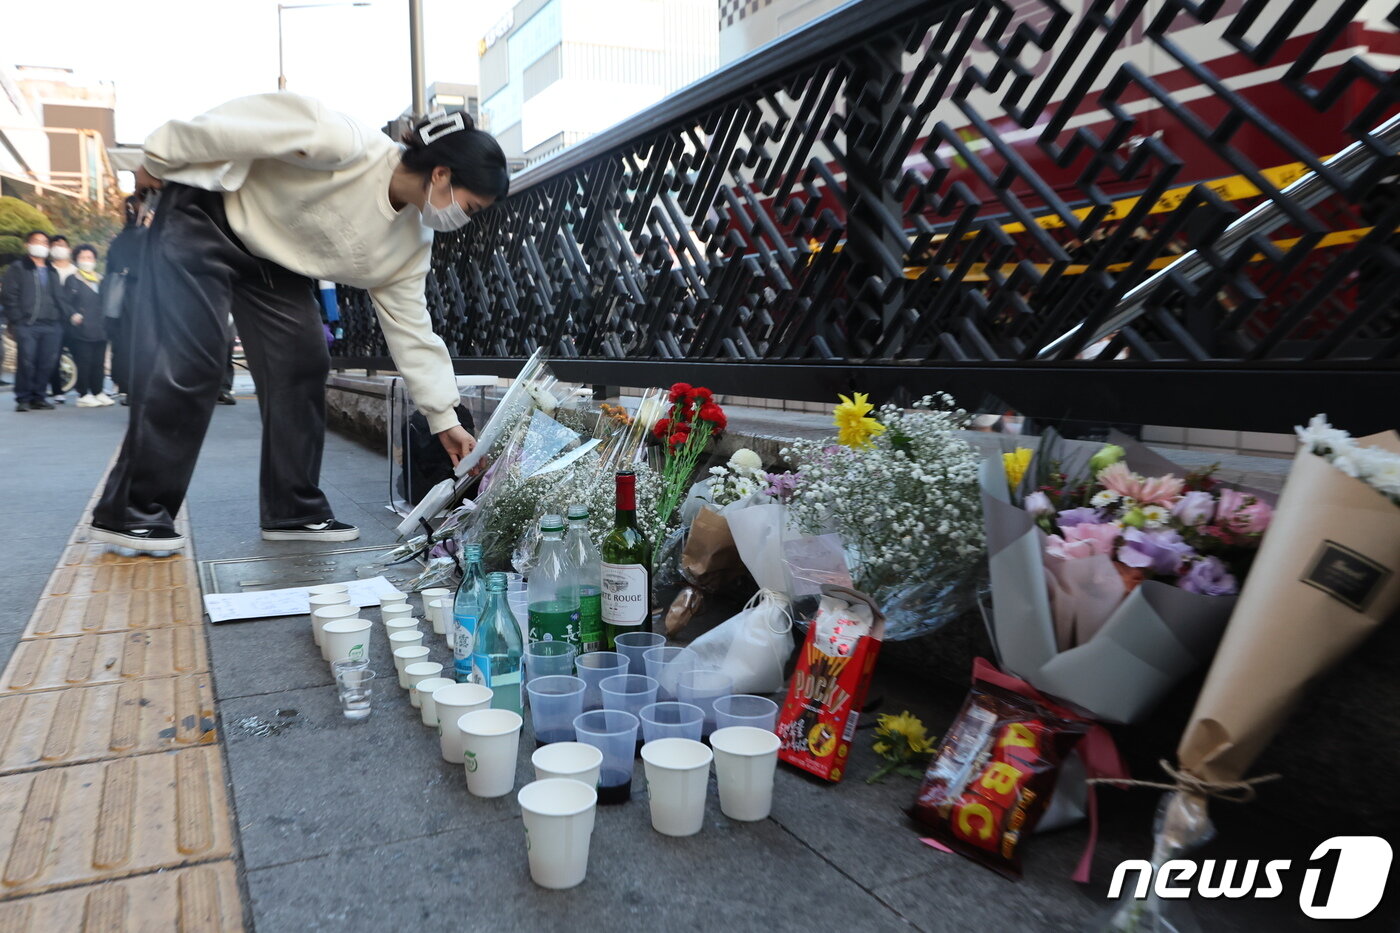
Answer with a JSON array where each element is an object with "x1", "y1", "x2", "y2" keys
[
  {"x1": 564, "y1": 505, "x2": 604, "y2": 652},
  {"x1": 452, "y1": 544, "x2": 486, "y2": 683},
  {"x1": 527, "y1": 514, "x2": 581, "y2": 649},
  {"x1": 472, "y1": 572, "x2": 523, "y2": 714}
]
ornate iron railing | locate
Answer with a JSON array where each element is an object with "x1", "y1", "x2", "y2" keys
[{"x1": 335, "y1": 0, "x2": 1400, "y2": 433}]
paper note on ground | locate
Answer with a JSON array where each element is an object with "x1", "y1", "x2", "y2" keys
[{"x1": 203, "y1": 576, "x2": 404, "y2": 623}]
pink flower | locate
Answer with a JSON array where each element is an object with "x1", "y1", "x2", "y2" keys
[
  {"x1": 1097, "y1": 462, "x2": 1185, "y2": 506},
  {"x1": 1215, "y1": 488, "x2": 1272, "y2": 535},
  {"x1": 1045, "y1": 522, "x2": 1119, "y2": 560}
]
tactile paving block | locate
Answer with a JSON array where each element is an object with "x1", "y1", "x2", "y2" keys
[
  {"x1": 0, "y1": 674, "x2": 216, "y2": 775},
  {"x1": 22, "y1": 589, "x2": 202, "y2": 640},
  {"x1": 43, "y1": 559, "x2": 199, "y2": 599},
  {"x1": 0, "y1": 861, "x2": 243, "y2": 931},
  {"x1": 0, "y1": 747, "x2": 233, "y2": 899},
  {"x1": 1, "y1": 630, "x2": 206, "y2": 695}
]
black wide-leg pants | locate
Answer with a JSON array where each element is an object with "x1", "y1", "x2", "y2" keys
[{"x1": 95, "y1": 183, "x2": 334, "y2": 533}]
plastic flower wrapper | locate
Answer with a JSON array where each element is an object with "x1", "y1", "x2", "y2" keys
[
  {"x1": 686, "y1": 502, "x2": 796, "y2": 693},
  {"x1": 1099, "y1": 419, "x2": 1400, "y2": 932},
  {"x1": 401, "y1": 555, "x2": 459, "y2": 592}
]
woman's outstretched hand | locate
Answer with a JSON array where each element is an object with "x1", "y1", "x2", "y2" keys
[{"x1": 438, "y1": 424, "x2": 477, "y2": 468}]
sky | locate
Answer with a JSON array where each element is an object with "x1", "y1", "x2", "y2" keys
[{"x1": 3, "y1": 0, "x2": 514, "y2": 142}]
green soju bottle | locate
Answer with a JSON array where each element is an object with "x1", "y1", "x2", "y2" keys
[
  {"x1": 565, "y1": 505, "x2": 604, "y2": 653},
  {"x1": 471, "y1": 572, "x2": 523, "y2": 714},
  {"x1": 527, "y1": 515, "x2": 581, "y2": 649},
  {"x1": 601, "y1": 471, "x2": 651, "y2": 649},
  {"x1": 451, "y1": 543, "x2": 486, "y2": 683}
]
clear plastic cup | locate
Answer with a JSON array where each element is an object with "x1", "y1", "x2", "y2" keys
[
  {"x1": 641, "y1": 737, "x2": 712, "y2": 836},
  {"x1": 600, "y1": 674, "x2": 659, "y2": 720},
  {"x1": 404, "y1": 661, "x2": 445, "y2": 709},
  {"x1": 415, "y1": 676, "x2": 455, "y2": 727},
  {"x1": 331, "y1": 656, "x2": 369, "y2": 679},
  {"x1": 388, "y1": 629, "x2": 425, "y2": 652},
  {"x1": 676, "y1": 670, "x2": 734, "y2": 736},
  {"x1": 335, "y1": 669, "x2": 375, "y2": 721},
  {"x1": 644, "y1": 646, "x2": 697, "y2": 701},
  {"x1": 393, "y1": 645, "x2": 431, "y2": 689},
  {"x1": 613, "y1": 631, "x2": 665, "y2": 677},
  {"x1": 525, "y1": 641, "x2": 578, "y2": 687},
  {"x1": 459, "y1": 708, "x2": 523, "y2": 798},
  {"x1": 639, "y1": 702, "x2": 705, "y2": 744},
  {"x1": 573, "y1": 709, "x2": 639, "y2": 805},
  {"x1": 518, "y1": 778, "x2": 598, "y2": 889},
  {"x1": 312, "y1": 604, "x2": 358, "y2": 653},
  {"x1": 713, "y1": 694, "x2": 780, "y2": 732},
  {"x1": 531, "y1": 741, "x2": 603, "y2": 787},
  {"x1": 710, "y1": 726, "x2": 781, "y2": 821},
  {"x1": 526, "y1": 675, "x2": 585, "y2": 746},
  {"x1": 575, "y1": 651, "x2": 628, "y2": 711}
]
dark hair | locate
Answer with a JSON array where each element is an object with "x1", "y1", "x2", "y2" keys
[
  {"x1": 400, "y1": 112, "x2": 510, "y2": 201},
  {"x1": 49, "y1": 234, "x2": 69, "y2": 246},
  {"x1": 25, "y1": 230, "x2": 49, "y2": 242},
  {"x1": 73, "y1": 244, "x2": 98, "y2": 260}
]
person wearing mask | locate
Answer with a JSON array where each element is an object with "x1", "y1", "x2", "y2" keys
[
  {"x1": 1, "y1": 231, "x2": 65, "y2": 412},
  {"x1": 45, "y1": 234, "x2": 77, "y2": 403},
  {"x1": 64, "y1": 244, "x2": 113, "y2": 407},
  {"x1": 92, "y1": 93, "x2": 505, "y2": 554}
]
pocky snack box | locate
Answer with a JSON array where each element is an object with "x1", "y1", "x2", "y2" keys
[{"x1": 777, "y1": 586, "x2": 884, "y2": 783}]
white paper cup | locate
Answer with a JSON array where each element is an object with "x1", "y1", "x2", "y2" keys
[
  {"x1": 405, "y1": 661, "x2": 445, "y2": 708},
  {"x1": 321, "y1": 618, "x2": 372, "y2": 666},
  {"x1": 641, "y1": 738, "x2": 713, "y2": 837},
  {"x1": 460, "y1": 708, "x2": 523, "y2": 798},
  {"x1": 517, "y1": 778, "x2": 598, "y2": 889},
  {"x1": 434, "y1": 683, "x2": 494, "y2": 763},
  {"x1": 384, "y1": 616, "x2": 419, "y2": 638},
  {"x1": 307, "y1": 583, "x2": 349, "y2": 597},
  {"x1": 388, "y1": 629, "x2": 424, "y2": 651},
  {"x1": 377, "y1": 588, "x2": 406, "y2": 606},
  {"x1": 710, "y1": 726, "x2": 780, "y2": 821},
  {"x1": 426, "y1": 597, "x2": 451, "y2": 637},
  {"x1": 312, "y1": 604, "x2": 359, "y2": 653},
  {"x1": 532, "y1": 741, "x2": 603, "y2": 787},
  {"x1": 380, "y1": 602, "x2": 413, "y2": 623},
  {"x1": 416, "y1": 677, "x2": 455, "y2": 727},
  {"x1": 393, "y1": 645, "x2": 431, "y2": 688},
  {"x1": 309, "y1": 592, "x2": 350, "y2": 614}
]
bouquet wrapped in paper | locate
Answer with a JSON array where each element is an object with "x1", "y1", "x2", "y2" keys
[
  {"x1": 983, "y1": 435, "x2": 1270, "y2": 724},
  {"x1": 1108, "y1": 417, "x2": 1400, "y2": 931}
]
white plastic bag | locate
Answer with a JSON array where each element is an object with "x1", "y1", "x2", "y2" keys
[{"x1": 687, "y1": 504, "x2": 795, "y2": 693}]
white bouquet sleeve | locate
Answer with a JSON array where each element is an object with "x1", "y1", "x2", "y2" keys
[{"x1": 686, "y1": 503, "x2": 795, "y2": 693}]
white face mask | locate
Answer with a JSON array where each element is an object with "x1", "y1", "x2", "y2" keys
[
  {"x1": 419, "y1": 175, "x2": 470, "y2": 232},
  {"x1": 27, "y1": 243, "x2": 49, "y2": 259},
  {"x1": 50, "y1": 246, "x2": 71, "y2": 262},
  {"x1": 77, "y1": 259, "x2": 98, "y2": 273}
]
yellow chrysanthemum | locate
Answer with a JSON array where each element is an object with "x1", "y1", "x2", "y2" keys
[
  {"x1": 873, "y1": 711, "x2": 936, "y2": 758},
  {"x1": 834, "y1": 392, "x2": 887, "y2": 449},
  {"x1": 1003, "y1": 447, "x2": 1033, "y2": 489}
]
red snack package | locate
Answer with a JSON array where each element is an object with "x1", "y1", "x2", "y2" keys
[{"x1": 910, "y1": 666, "x2": 1092, "y2": 878}]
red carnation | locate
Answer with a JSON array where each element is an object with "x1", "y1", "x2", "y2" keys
[
  {"x1": 669, "y1": 383, "x2": 693, "y2": 404},
  {"x1": 691, "y1": 386, "x2": 713, "y2": 403},
  {"x1": 698, "y1": 402, "x2": 727, "y2": 431},
  {"x1": 652, "y1": 417, "x2": 672, "y2": 440},
  {"x1": 669, "y1": 430, "x2": 689, "y2": 449}
]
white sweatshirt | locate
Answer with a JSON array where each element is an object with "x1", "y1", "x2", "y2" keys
[{"x1": 141, "y1": 93, "x2": 461, "y2": 434}]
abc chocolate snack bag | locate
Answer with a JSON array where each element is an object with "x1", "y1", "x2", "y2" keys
[{"x1": 910, "y1": 671, "x2": 1091, "y2": 879}]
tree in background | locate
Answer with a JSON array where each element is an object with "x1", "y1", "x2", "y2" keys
[
  {"x1": 30, "y1": 181, "x2": 124, "y2": 264},
  {"x1": 0, "y1": 196, "x2": 55, "y2": 264}
]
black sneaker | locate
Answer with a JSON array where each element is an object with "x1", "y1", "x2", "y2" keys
[
  {"x1": 30, "y1": 399, "x2": 54, "y2": 410},
  {"x1": 261, "y1": 520, "x2": 360, "y2": 542},
  {"x1": 15, "y1": 401, "x2": 29, "y2": 412},
  {"x1": 90, "y1": 523, "x2": 188, "y2": 555},
  {"x1": 217, "y1": 392, "x2": 237, "y2": 405}
]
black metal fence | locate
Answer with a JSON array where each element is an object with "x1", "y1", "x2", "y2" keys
[{"x1": 335, "y1": 0, "x2": 1400, "y2": 433}]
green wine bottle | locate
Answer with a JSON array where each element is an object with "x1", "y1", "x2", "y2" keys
[{"x1": 600, "y1": 471, "x2": 651, "y2": 649}]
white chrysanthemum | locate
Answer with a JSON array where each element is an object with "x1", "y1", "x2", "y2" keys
[{"x1": 729, "y1": 448, "x2": 763, "y2": 472}]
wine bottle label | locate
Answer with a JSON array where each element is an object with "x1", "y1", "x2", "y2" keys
[{"x1": 601, "y1": 562, "x2": 648, "y2": 626}]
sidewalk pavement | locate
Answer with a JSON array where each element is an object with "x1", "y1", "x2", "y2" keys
[{"x1": 0, "y1": 379, "x2": 1351, "y2": 933}]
